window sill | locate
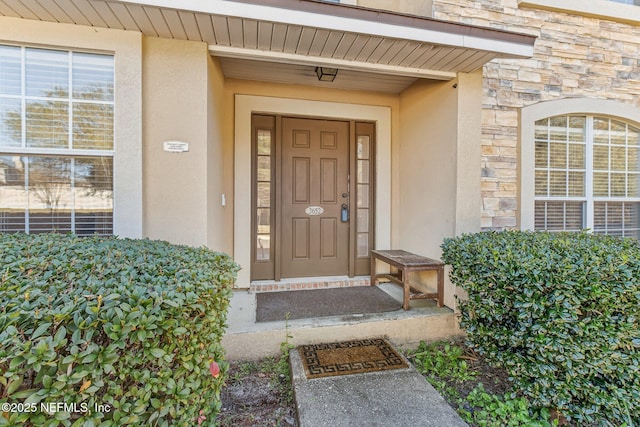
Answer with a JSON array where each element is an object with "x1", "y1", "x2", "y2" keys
[{"x1": 518, "y1": 0, "x2": 640, "y2": 25}]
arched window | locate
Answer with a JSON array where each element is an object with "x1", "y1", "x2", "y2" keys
[{"x1": 534, "y1": 115, "x2": 640, "y2": 238}]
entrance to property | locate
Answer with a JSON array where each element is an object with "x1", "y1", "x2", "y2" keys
[{"x1": 251, "y1": 114, "x2": 375, "y2": 281}]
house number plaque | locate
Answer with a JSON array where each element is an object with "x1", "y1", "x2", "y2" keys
[{"x1": 305, "y1": 206, "x2": 324, "y2": 216}]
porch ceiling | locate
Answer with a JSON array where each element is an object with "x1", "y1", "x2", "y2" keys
[{"x1": 0, "y1": 0, "x2": 536, "y2": 85}]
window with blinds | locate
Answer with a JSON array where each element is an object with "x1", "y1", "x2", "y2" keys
[
  {"x1": 534, "y1": 115, "x2": 640, "y2": 239},
  {"x1": 0, "y1": 45, "x2": 114, "y2": 235},
  {"x1": 609, "y1": 0, "x2": 640, "y2": 6}
]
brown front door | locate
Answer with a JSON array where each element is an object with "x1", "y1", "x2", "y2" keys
[{"x1": 281, "y1": 117, "x2": 350, "y2": 278}]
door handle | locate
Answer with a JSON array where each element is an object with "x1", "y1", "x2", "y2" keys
[{"x1": 341, "y1": 203, "x2": 349, "y2": 222}]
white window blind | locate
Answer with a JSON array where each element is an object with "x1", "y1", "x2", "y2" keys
[
  {"x1": 0, "y1": 45, "x2": 114, "y2": 235},
  {"x1": 609, "y1": 0, "x2": 640, "y2": 6},
  {"x1": 534, "y1": 115, "x2": 640, "y2": 239}
]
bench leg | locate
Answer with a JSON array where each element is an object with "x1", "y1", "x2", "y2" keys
[
  {"x1": 437, "y1": 266, "x2": 444, "y2": 307},
  {"x1": 370, "y1": 256, "x2": 376, "y2": 286},
  {"x1": 402, "y1": 268, "x2": 410, "y2": 310}
]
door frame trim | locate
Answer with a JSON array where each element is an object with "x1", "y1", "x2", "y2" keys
[{"x1": 235, "y1": 95, "x2": 391, "y2": 286}]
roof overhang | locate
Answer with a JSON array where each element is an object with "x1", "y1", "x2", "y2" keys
[{"x1": 0, "y1": 0, "x2": 536, "y2": 83}]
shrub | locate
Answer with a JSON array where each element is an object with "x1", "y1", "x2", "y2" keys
[
  {"x1": 442, "y1": 230, "x2": 640, "y2": 425},
  {"x1": 461, "y1": 383, "x2": 556, "y2": 427},
  {"x1": 0, "y1": 233, "x2": 239, "y2": 426}
]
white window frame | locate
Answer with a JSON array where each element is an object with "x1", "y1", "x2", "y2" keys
[
  {"x1": 521, "y1": 98, "x2": 640, "y2": 231},
  {"x1": 1, "y1": 45, "x2": 115, "y2": 234},
  {"x1": 518, "y1": 0, "x2": 640, "y2": 25},
  {"x1": 0, "y1": 17, "x2": 143, "y2": 238}
]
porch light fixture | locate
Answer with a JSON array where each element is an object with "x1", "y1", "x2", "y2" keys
[{"x1": 315, "y1": 66, "x2": 338, "y2": 82}]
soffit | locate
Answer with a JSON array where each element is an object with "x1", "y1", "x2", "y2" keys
[{"x1": 0, "y1": 0, "x2": 536, "y2": 82}]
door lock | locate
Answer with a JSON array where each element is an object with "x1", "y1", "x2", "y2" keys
[{"x1": 341, "y1": 203, "x2": 349, "y2": 222}]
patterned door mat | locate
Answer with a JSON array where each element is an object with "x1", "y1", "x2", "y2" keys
[{"x1": 298, "y1": 338, "x2": 409, "y2": 379}]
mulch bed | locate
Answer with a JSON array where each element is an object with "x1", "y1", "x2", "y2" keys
[{"x1": 216, "y1": 360, "x2": 297, "y2": 427}]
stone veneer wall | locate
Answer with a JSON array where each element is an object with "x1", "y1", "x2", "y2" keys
[{"x1": 432, "y1": 0, "x2": 640, "y2": 229}]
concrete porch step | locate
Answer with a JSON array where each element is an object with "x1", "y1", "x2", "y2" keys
[{"x1": 222, "y1": 283, "x2": 462, "y2": 360}]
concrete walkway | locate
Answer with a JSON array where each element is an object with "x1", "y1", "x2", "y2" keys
[{"x1": 290, "y1": 345, "x2": 469, "y2": 427}]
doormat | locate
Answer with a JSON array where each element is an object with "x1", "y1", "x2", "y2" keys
[
  {"x1": 298, "y1": 338, "x2": 409, "y2": 379},
  {"x1": 256, "y1": 286, "x2": 401, "y2": 322}
]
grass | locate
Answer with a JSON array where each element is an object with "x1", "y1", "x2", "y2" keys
[{"x1": 405, "y1": 340, "x2": 563, "y2": 427}]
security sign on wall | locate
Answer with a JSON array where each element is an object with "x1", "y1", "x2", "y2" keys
[{"x1": 163, "y1": 141, "x2": 189, "y2": 153}]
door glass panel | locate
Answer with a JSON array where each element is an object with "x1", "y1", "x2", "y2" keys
[
  {"x1": 355, "y1": 129, "x2": 373, "y2": 262},
  {"x1": 357, "y1": 136, "x2": 370, "y2": 159},
  {"x1": 256, "y1": 235, "x2": 270, "y2": 261},
  {"x1": 357, "y1": 232, "x2": 369, "y2": 257},
  {"x1": 256, "y1": 208, "x2": 270, "y2": 234},
  {"x1": 357, "y1": 160, "x2": 369, "y2": 184},
  {"x1": 357, "y1": 184, "x2": 369, "y2": 208},
  {"x1": 257, "y1": 156, "x2": 271, "y2": 181},
  {"x1": 357, "y1": 208, "x2": 369, "y2": 233},
  {"x1": 254, "y1": 122, "x2": 273, "y2": 268},
  {"x1": 257, "y1": 129, "x2": 271, "y2": 155},
  {"x1": 257, "y1": 182, "x2": 270, "y2": 207}
]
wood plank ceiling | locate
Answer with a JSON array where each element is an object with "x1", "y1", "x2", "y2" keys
[{"x1": 0, "y1": 0, "x2": 535, "y2": 93}]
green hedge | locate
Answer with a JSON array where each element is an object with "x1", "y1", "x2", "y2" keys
[
  {"x1": 0, "y1": 233, "x2": 239, "y2": 427},
  {"x1": 441, "y1": 231, "x2": 640, "y2": 425}
]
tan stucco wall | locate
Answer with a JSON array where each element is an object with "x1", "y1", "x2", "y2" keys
[
  {"x1": 0, "y1": 16, "x2": 143, "y2": 238},
  {"x1": 399, "y1": 78, "x2": 458, "y2": 307},
  {"x1": 142, "y1": 37, "x2": 210, "y2": 246},
  {"x1": 356, "y1": 0, "x2": 433, "y2": 16},
  {"x1": 455, "y1": 70, "x2": 483, "y2": 235},
  {"x1": 399, "y1": 78, "x2": 457, "y2": 255},
  {"x1": 206, "y1": 56, "x2": 229, "y2": 252},
  {"x1": 397, "y1": 70, "x2": 482, "y2": 307}
]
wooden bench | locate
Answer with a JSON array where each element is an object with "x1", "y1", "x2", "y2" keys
[{"x1": 370, "y1": 249, "x2": 445, "y2": 310}]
